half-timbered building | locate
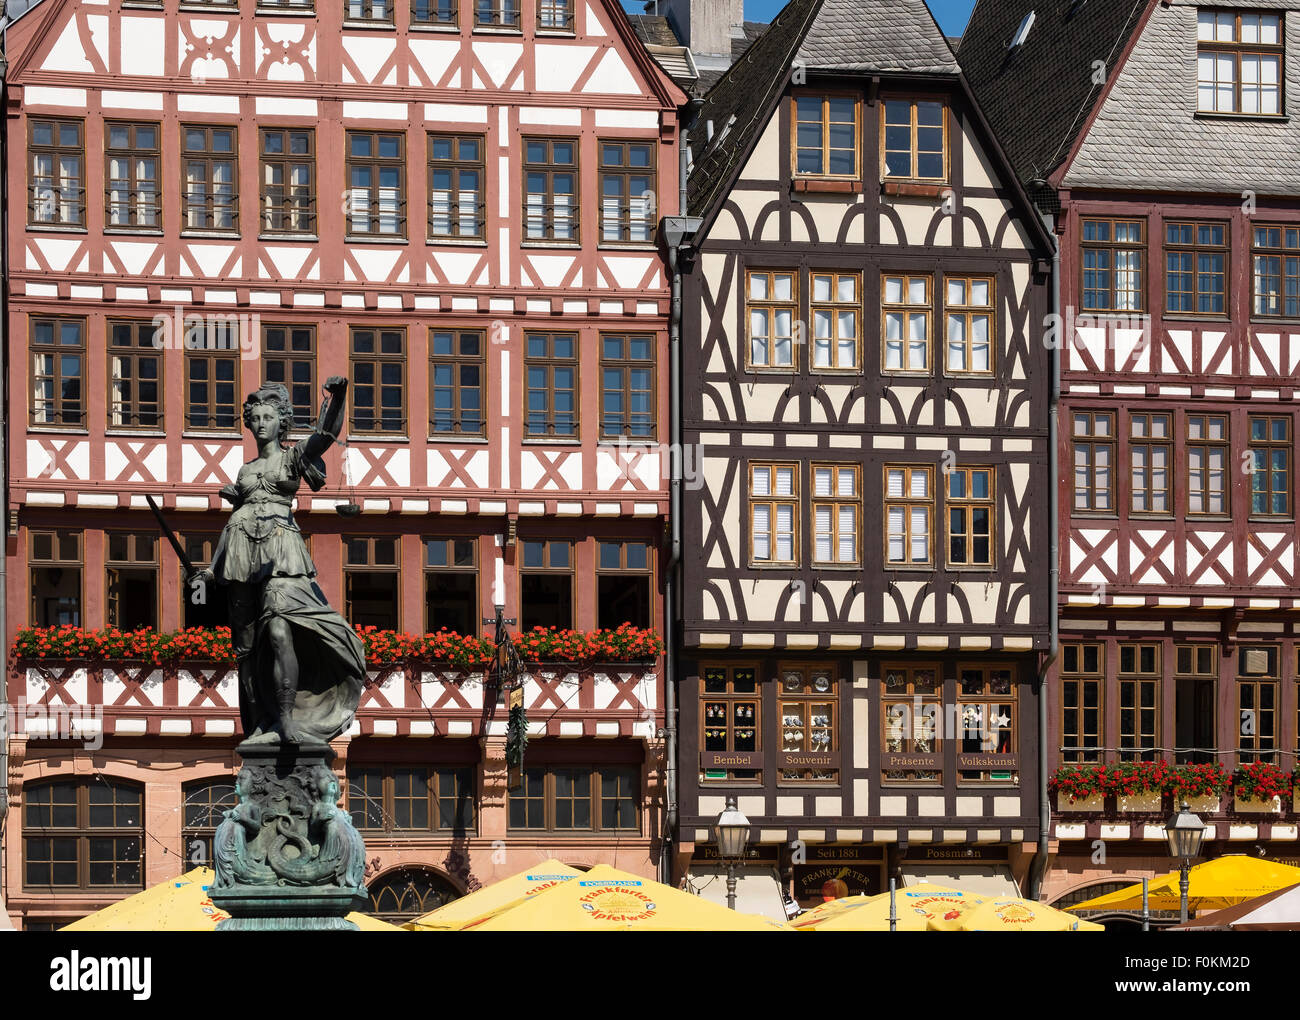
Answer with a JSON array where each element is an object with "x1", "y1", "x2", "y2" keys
[
  {"x1": 1, "y1": 0, "x2": 687, "y2": 928},
  {"x1": 964, "y1": 0, "x2": 1300, "y2": 920},
  {"x1": 673, "y1": 0, "x2": 1055, "y2": 914}
]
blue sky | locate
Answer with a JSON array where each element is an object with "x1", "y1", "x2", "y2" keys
[{"x1": 620, "y1": 1, "x2": 977, "y2": 36}]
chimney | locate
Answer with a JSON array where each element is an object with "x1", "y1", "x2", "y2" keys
[{"x1": 663, "y1": 0, "x2": 744, "y2": 60}]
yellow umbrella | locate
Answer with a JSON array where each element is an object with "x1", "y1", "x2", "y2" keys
[
  {"x1": 471, "y1": 864, "x2": 786, "y2": 931},
  {"x1": 928, "y1": 897, "x2": 1104, "y2": 932},
  {"x1": 791, "y1": 884, "x2": 986, "y2": 932},
  {"x1": 404, "y1": 859, "x2": 583, "y2": 931},
  {"x1": 1066, "y1": 855, "x2": 1300, "y2": 914},
  {"x1": 60, "y1": 867, "x2": 403, "y2": 931}
]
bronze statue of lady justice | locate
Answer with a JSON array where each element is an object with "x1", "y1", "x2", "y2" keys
[{"x1": 179, "y1": 377, "x2": 366, "y2": 746}]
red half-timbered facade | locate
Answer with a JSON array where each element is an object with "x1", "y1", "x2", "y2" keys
[
  {"x1": 2, "y1": 0, "x2": 686, "y2": 929},
  {"x1": 965, "y1": 0, "x2": 1300, "y2": 922}
]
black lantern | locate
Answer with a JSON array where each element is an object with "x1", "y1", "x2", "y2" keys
[
  {"x1": 1164, "y1": 800, "x2": 1206, "y2": 923},
  {"x1": 713, "y1": 797, "x2": 751, "y2": 910}
]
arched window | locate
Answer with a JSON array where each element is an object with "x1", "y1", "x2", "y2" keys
[
  {"x1": 182, "y1": 777, "x2": 238, "y2": 870},
  {"x1": 24, "y1": 777, "x2": 143, "y2": 890},
  {"x1": 365, "y1": 867, "x2": 462, "y2": 924}
]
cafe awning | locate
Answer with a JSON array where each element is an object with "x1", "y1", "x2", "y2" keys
[
  {"x1": 470, "y1": 864, "x2": 787, "y2": 931},
  {"x1": 684, "y1": 863, "x2": 789, "y2": 923},
  {"x1": 59, "y1": 867, "x2": 402, "y2": 931},
  {"x1": 1067, "y1": 855, "x2": 1300, "y2": 914},
  {"x1": 405, "y1": 859, "x2": 582, "y2": 931},
  {"x1": 901, "y1": 864, "x2": 1020, "y2": 898}
]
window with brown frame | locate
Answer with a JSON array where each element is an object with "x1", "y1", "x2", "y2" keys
[
  {"x1": 523, "y1": 137, "x2": 578, "y2": 242},
  {"x1": 812, "y1": 464, "x2": 859, "y2": 566},
  {"x1": 750, "y1": 463, "x2": 798, "y2": 566},
  {"x1": 882, "y1": 274, "x2": 932, "y2": 373},
  {"x1": 702, "y1": 665, "x2": 761, "y2": 783},
  {"x1": 882, "y1": 666, "x2": 941, "y2": 783},
  {"x1": 1081, "y1": 218, "x2": 1146, "y2": 312},
  {"x1": 412, "y1": 0, "x2": 457, "y2": 25},
  {"x1": 30, "y1": 529, "x2": 81, "y2": 627},
  {"x1": 778, "y1": 665, "x2": 838, "y2": 783},
  {"x1": 260, "y1": 0, "x2": 315, "y2": 8},
  {"x1": 1118, "y1": 643, "x2": 1160, "y2": 762},
  {"x1": 182, "y1": 532, "x2": 228, "y2": 629},
  {"x1": 1061, "y1": 643, "x2": 1103, "y2": 764},
  {"x1": 108, "y1": 320, "x2": 162, "y2": 430},
  {"x1": 428, "y1": 134, "x2": 485, "y2": 240},
  {"x1": 945, "y1": 276, "x2": 995, "y2": 373},
  {"x1": 524, "y1": 332, "x2": 578, "y2": 438},
  {"x1": 1249, "y1": 415, "x2": 1291, "y2": 516},
  {"x1": 182, "y1": 779, "x2": 236, "y2": 869},
  {"x1": 425, "y1": 537, "x2": 478, "y2": 635},
  {"x1": 1252, "y1": 224, "x2": 1300, "y2": 318},
  {"x1": 1176, "y1": 643, "x2": 1217, "y2": 765},
  {"x1": 474, "y1": 0, "x2": 520, "y2": 28},
  {"x1": 185, "y1": 321, "x2": 241, "y2": 431},
  {"x1": 600, "y1": 333, "x2": 654, "y2": 439},
  {"x1": 1072, "y1": 411, "x2": 1116, "y2": 512},
  {"x1": 520, "y1": 539, "x2": 573, "y2": 631},
  {"x1": 345, "y1": 536, "x2": 400, "y2": 630},
  {"x1": 345, "y1": 0, "x2": 394, "y2": 22},
  {"x1": 347, "y1": 130, "x2": 405, "y2": 237},
  {"x1": 810, "y1": 271, "x2": 860, "y2": 370},
  {"x1": 1238, "y1": 645, "x2": 1279, "y2": 764},
  {"x1": 885, "y1": 465, "x2": 933, "y2": 566},
  {"x1": 350, "y1": 327, "x2": 407, "y2": 435},
  {"x1": 105, "y1": 121, "x2": 160, "y2": 229},
  {"x1": 1197, "y1": 9, "x2": 1283, "y2": 114},
  {"x1": 537, "y1": 0, "x2": 573, "y2": 30},
  {"x1": 429, "y1": 329, "x2": 484, "y2": 437},
  {"x1": 349, "y1": 765, "x2": 475, "y2": 832},
  {"x1": 260, "y1": 127, "x2": 315, "y2": 234},
  {"x1": 947, "y1": 466, "x2": 994, "y2": 567},
  {"x1": 596, "y1": 540, "x2": 652, "y2": 630},
  {"x1": 1165, "y1": 221, "x2": 1227, "y2": 315},
  {"x1": 508, "y1": 764, "x2": 638, "y2": 831},
  {"x1": 746, "y1": 270, "x2": 797, "y2": 369},
  {"x1": 1130, "y1": 412, "x2": 1172, "y2": 515},
  {"x1": 881, "y1": 98, "x2": 946, "y2": 181},
  {"x1": 262, "y1": 324, "x2": 316, "y2": 430},
  {"x1": 30, "y1": 315, "x2": 86, "y2": 428},
  {"x1": 598, "y1": 140, "x2": 655, "y2": 244},
  {"x1": 1187, "y1": 414, "x2": 1229, "y2": 515},
  {"x1": 24, "y1": 779, "x2": 142, "y2": 890},
  {"x1": 794, "y1": 93, "x2": 859, "y2": 178},
  {"x1": 29, "y1": 117, "x2": 84, "y2": 226},
  {"x1": 958, "y1": 666, "x2": 1016, "y2": 782},
  {"x1": 182, "y1": 124, "x2": 238, "y2": 232},
  {"x1": 106, "y1": 532, "x2": 158, "y2": 632}
]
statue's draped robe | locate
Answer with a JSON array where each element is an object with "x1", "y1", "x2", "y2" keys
[{"x1": 213, "y1": 440, "x2": 365, "y2": 742}]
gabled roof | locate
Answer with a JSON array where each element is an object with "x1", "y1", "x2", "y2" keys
[
  {"x1": 959, "y1": 0, "x2": 1152, "y2": 184},
  {"x1": 687, "y1": 0, "x2": 962, "y2": 218}
]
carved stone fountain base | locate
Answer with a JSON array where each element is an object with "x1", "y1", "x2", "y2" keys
[{"x1": 209, "y1": 738, "x2": 368, "y2": 932}]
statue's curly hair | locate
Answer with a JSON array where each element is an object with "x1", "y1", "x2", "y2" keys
[{"x1": 242, "y1": 382, "x2": 294, "y2": 440}]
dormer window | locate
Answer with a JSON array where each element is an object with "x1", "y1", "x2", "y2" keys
[
  {"x1": 792, "y1": 94, "x2": 859, "y2": 179},
  {"x1": 1197, "y1": 9, "x2": 1283, "y2": 115}
]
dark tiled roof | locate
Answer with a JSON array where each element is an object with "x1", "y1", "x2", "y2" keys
[
  {"x1": 628, "y1": 13, "x2": 682, "y2": 48},
  {"x1": 959, "y1": 0, "x2": 1150, "y2": 184},
  {"x1": 688, "y1": 0, "x2": 963, "y2": 216}
]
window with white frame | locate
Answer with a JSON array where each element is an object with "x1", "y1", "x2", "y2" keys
[
  {"x1": 750, "y1": 464, "x2": 797, "y2": 565},
  {"x1": 882, "y1": 274, "x2": 931, "y2": 372},
  {"x1": 812, "y1": 464, "x2": 859, "y2": 565},
  {"x1": 885, "y1": 466, "x2": 933, "y2": 566}
]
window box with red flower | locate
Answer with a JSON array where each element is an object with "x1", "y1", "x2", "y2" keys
[
  {"x1": 1048, "y1": 764, "x2": 1109, "y2": 811},
  {"x1": 1111, "y1": 760, "x2": 1173, "y2": 813},
  {"x1": 1233, "y1": 761, "x2": 1288, "y2": 814}
]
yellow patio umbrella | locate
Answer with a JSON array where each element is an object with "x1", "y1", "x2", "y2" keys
[
  {"x1": 790, "y1": 884, "x2": 987, "y2": 932},
  {"x1": 404, "y1": 859, "x2": 583, "y2": 931},
  {"x1": 928, "y1": 897, "x2": 1104, "y2": 932},
  {"x1": 1065, "y1": 855, "x2": 1300, "y2": 914},
  {"x1": 470, "y1": 864, "x2": 786, "y2": 931},
  {"x1": 60, "y1": 867, "x2": 403, "y2": 931}
]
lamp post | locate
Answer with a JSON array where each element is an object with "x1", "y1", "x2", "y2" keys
[
  {"x1": 713, "y1": 796, "x2": 751, "y2": 911},
  {"x1": 1164, "y1": 800, "x2": 1206, "y2": 924}
]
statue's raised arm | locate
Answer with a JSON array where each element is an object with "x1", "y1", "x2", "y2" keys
[{"x1": 296, "y1": 375, "x2": 348, "y2": 465}]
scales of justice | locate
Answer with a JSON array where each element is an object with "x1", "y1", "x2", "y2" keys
[{"x1": 149, "y1": 377, "x2": 369, "y2": 930}]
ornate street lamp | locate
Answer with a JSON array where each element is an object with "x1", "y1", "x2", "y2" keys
[
  {"x1": 1164, "y1": 800, "x2": 1206, "y2": 924},
  {"x1": 713, "y1": 796, "x2": 751, "y2": 911}
]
